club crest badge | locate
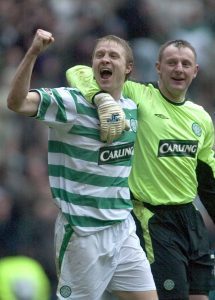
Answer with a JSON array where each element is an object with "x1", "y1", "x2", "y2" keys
[
  {"x1": 192, "y1": 122, "x2": 202, "y2": 137},
  {"x1": 60, "y1": 285, "x2": 72, "y2": 298}
]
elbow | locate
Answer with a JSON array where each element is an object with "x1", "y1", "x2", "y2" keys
[
  {"x1": 7, "y1": 97, "x2": 16, "y2": 112},
  {"x1": 7, "y1": 95, "x2": 22, "y2": 112}
]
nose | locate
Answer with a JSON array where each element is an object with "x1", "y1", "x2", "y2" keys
[
  {"x1": 101, "y1": 53, "x2": 110, "y2": 63},
  {"x1": 174, "y1": 62, "x2": 183, "y2": 72}
]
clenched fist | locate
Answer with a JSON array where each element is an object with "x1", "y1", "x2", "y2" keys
[{"x1": 29, "y1": 29, "x2": 55, "y2": 56}]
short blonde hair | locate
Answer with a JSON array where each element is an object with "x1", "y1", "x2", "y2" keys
[{"x1": 92, "y1": 35, "x2": 134, "y2": 80}]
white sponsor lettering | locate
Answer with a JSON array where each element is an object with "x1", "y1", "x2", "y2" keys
[
  {"x1": 100, "y1": 147, "x2": 134, "y2": 162},
  {"x1": 159, "y1": 143, "x2": 197, "y2": 154}
]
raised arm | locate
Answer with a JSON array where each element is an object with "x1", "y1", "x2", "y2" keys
[{"x1": 7, "y1": 29, "x2": 55, "y2": 116}]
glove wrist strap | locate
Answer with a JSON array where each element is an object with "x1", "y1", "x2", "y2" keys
[{"x1": 92, "y1": 91, "x2": 107, "y2": 105}]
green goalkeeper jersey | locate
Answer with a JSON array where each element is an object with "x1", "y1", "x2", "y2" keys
[
  {"x1": 66, "y1": 66, "x2": 215, "y2": 219},
  {"x1": 123, "y1": 81, "x2": 215, "y2": 206}
]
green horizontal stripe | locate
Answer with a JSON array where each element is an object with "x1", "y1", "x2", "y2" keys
[
  {"x1": 119, "y1": 130, "x2": 136, "y2": 143},
  {"x1": 48, "y1": 164, "x2": 128, "y2": 187},
  {"x1": 68, "y1": 124, "x2": 100, "y2": 141},
  {"x1": 69, "y1": 124, "x2": 136, "y2": 144},
  {"x1": 49, "y1": 140, "x2": 98, "y2": 162},
  {"x1": 64, "y1": 213, "x2": 123, "y2": 227},
  {"x1": 51, "y1": 187, "x2": 132, "y2": 209}
]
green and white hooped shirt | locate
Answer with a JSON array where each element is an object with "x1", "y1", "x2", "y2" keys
[{"x1": 34, "y1": 87, "x2": 137, "y2": 235}]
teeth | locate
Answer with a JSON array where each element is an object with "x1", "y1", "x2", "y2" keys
[{"x1": 101, "y1": 68, "x2": 111, "y2": 72}]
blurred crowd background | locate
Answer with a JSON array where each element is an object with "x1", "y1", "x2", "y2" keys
[{"x1": 0, "y1": 0, "x2": 215, "y2": 298}]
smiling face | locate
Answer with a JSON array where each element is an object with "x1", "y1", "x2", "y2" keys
[
  {"x1": 92, "y1": 37, "x2": 133, "y2": 100},
  {"x1": 156, "y1": 43, "x2": 199, "y2": 102}
]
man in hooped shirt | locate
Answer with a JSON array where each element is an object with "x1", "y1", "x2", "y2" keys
[{"x1": 7, "y1": 29, "x2": 157, "y2": 300}]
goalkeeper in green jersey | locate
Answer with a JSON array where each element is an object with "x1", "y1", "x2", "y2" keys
[
  {"x1": 7, "y1": 29, "x2": 158, "y2": 300},
  {"x1": 66, "y1": 39, "x2": 215, "y2": 300}
]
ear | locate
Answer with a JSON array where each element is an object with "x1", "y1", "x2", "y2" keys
[
  {"x1": 125, "y1": 63, "x2": 133, "y2": 75},
  {"x1": 193, "y1": 64, "x2": 199, "y2": 79},
  {"x1": 155, "y1": 61, "x2": 161, "y2": 75}
]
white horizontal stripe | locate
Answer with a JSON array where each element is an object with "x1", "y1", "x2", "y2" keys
[
  {"x1": 49, "y1": 130, "x2": 104, "y2": 149},
  {"x1": 73, "y1": 113, "x2": 98, "y2": 128},
  {"x1": 55, "y1": 198, "x2": 131, "y2": 220},
  {"x1": 48, "y1": 153, "x2": 131, "y2": 178},
  {"x1": 49, "y1": 176, "x2": 130, "y2": 199}
]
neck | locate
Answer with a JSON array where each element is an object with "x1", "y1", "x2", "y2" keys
[
  {"x1": 109, "y1": 90, "x2": 121, "y2": 101},
  {"x1": 158, "y1": 82, "x2": 186, "y2": 103}
]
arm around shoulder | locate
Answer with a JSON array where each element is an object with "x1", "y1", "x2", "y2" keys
[{"x1": 66, "y1": 65, "x2": 100, "y2": 103}]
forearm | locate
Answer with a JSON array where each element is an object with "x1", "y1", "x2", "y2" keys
[
  {"x1": 66, "y1": 66, "x2": 100, "y2": 102},
  {"x1": 66, "y1": 66, "x2": 143, "y2": 105},
  {"x1": 7, "y1": 49, "x2": 39, "y2": 115}
]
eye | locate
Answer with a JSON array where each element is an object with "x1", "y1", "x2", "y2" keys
[
  {"x1": 95, "y1": 53, "x2": 103, "y2": 58},
  {"x1": 182, "y1": 61, "x2": 191, "y2": 67},
  {"x1": 167, "y1": 60, "x2": 176, "y2": 66},
  {"x1": 110, "y1": 52, "x2": 119, "y2": 59}
]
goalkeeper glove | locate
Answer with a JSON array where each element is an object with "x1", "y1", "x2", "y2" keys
[{"x1": 94, "y1": 93, "x2": 130, "y2": 144}]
